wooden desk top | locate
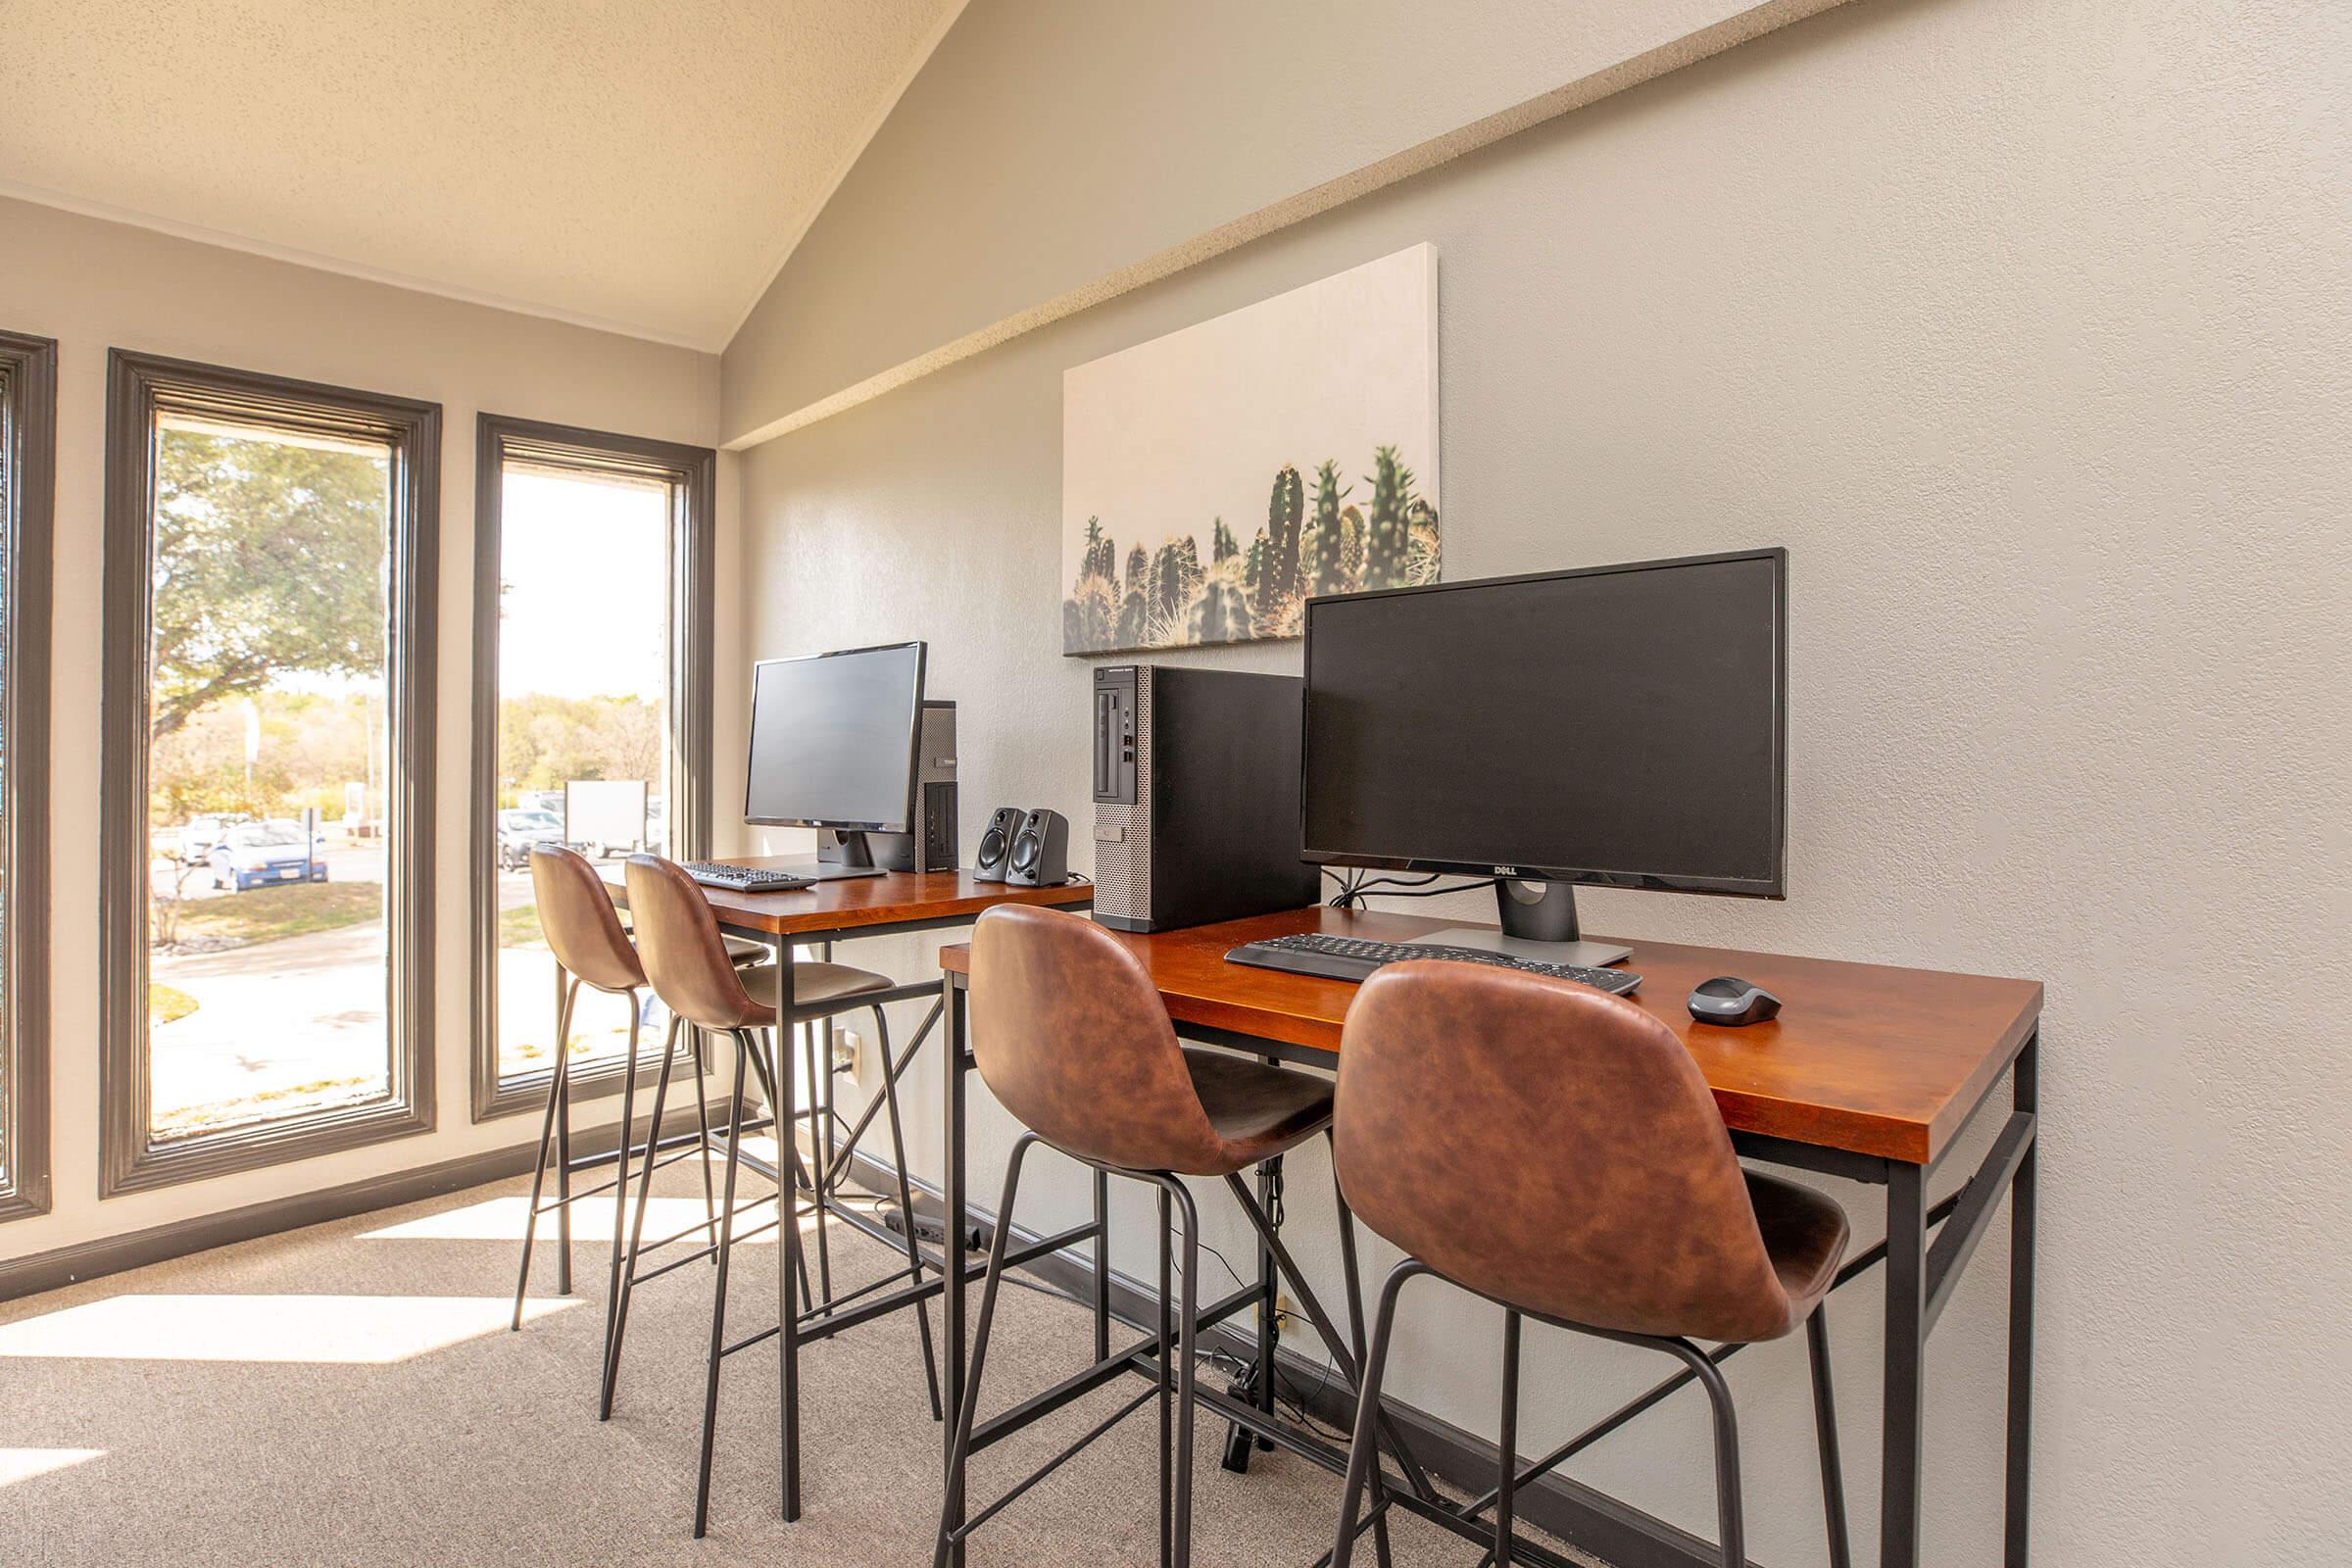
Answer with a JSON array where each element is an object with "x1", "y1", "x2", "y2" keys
[
  {"x1": 603, "y1": 858, "x2": 1093, "y2": 937},
  {"x1": 939, "y1": 905, "x2": 2040, "y2": 1166}
]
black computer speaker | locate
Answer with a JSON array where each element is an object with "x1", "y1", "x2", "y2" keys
[
  {"x1": 1005, "y1": 808, "x2": 1070, "y2": 887},
  {"x1": 973, "y1": 807, "x2": 1025, "y2": 882}
]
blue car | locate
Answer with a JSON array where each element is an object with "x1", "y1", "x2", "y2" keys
[{"x1": 210, "y1": 820, "x2": 328, "y2": 892}]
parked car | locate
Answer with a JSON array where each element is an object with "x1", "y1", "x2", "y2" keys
[
  {"x1": 210, "y1": 820, "x2": 327, "y2": 892},
  {"x1": 177, "y1": 811, "x2": 253, "y2": 864},
  {"x1": 496, "y1": 808, "x2": 567, "y2": 870}
]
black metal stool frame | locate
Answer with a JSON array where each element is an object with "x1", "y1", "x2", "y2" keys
[
  {"x1": 512, "y1": 971, "x2": 734, "y2": 1345},
  {"x1": 936, "y1": 1128, "x2": 1432, "y2": 1568},
  {"x1": 1330, "y1": 1258, "x2": 1854, "y2": 1568},
  {"x1": 666, "y1": 999, "x2": 964, "y2": 1539}
]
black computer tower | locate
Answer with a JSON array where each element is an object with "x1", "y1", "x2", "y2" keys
[
  {"x1": 1091, "y1": 666, "x2": 1320, "y2": 931},
  {"x1": 872, "y1": 701, "x2": 958, "y2": 873}
]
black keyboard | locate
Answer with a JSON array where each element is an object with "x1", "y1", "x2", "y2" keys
[
  {"x1": 1226, "y1": 932, "x2": 1641, "y2": 995},
  {"x1": 684, "y1": 860, "x2": 812, "y2": 893}
]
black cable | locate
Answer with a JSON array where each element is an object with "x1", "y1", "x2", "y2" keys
[
  {"x1": 1330, "y1": 868, "x2": 1500, "y2": 908},
  {"x1": 1354, "y1": 875, "x2": 1499, "y2": 901}
]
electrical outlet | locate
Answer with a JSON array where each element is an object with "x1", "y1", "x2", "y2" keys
[{"x1": 833, "y1": 1028, "x2": 861, "y2": 1076}]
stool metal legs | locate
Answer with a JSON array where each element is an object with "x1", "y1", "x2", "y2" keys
[
  {"x1": 1809, "y1": 1308, "x2": 1854, "y2": 1568},
  {"x1": 601, "y1": 999, "x2": 647, "y2": 1382},
  {"x1": 1331, "y1": 1149, "x2": 1397, "y2": 1568},
  {"x1": 612, "y1": 997, "x2": 939, "y2": 1533},
  {"x1": 867, "y1": 1005, "x2": 947, "y2": 1420},
  {"x1": 1332, "y1": 1260, "x2": 1428, "y2": 1568},
  {"x1": 693, "y1": 1035, "x2": 752, "y2": 1538},
  {"x1": 936, "y1": 1136, "x2": 1201, "y2": 1568},
  {"x1": 936, "y1": 1133, "x2": 1044, "y2": 1568},
  {"x1": 512, "y1": 971, "x2": 582, "y2": 1330},
  {"x1": 1331, "y1": 1260, "x2": 1832, "y2": 1568},
  {"x1": 940, "y1": 1139, "x2": 1399, "y2": 1568},
  {"x1": 1666, "y1": 1337, "x2": 1745, "y2": 1568},
  {"x1": 801, "y1": 1023, "x2": 835, "y2": 1308},
  {"x1": 599, "y1": 1013, "x2": 696, "y2": 1420},
  {"x1": 1496, "y1": 1310, "x2": 1522, "y2": 1566},
  {"x1": 1152, "y1": 1179, "x2": 1205, "y2": 1568}
]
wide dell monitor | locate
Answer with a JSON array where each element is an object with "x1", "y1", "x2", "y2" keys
[
  {"x1": 744, "y1": 640, "x2": 926, "y2": 877},
  {"x1": 1300, "y1": 548, "x2": 1786, "y2": 962}
]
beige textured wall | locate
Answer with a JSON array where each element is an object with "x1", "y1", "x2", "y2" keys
[
  {"x1": 721, "y1": 1, "x2": 2352, "y2": 1564},
  {"x1": 0, "y1": 195, "x2": 726, "y2": 1260},
  {"x1": 720, "y1": 0, "x2": 1833, "y2": 445}
]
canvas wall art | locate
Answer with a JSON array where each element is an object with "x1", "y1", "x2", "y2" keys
[{"x1": 1061, "y1": 244, "x2": 1439, "y2": 655}]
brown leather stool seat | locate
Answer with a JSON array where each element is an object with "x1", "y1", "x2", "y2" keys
[
  {"x1": 1747, "y1": 1170, "x2": 1850, "y2": 1333},
  {"x1": 514, "y1": 845, "x2": 746, "y2": 1350},
  {"x1": 740, "y1": 959, "x2": 895, "y2": 1010},
  {"x1": 1329, "y1": 960, "x2": 1857, "y2": 1568},
  {"x1": 1180, "y1": 1047, "x2": 1337, "y2": 1174},
  {"x1": 617, "y1": 853, "x2": 943, "y2": 1537},
  {"x1": 939, "y1": 906, "x2": 1423, "y2": 1568}
]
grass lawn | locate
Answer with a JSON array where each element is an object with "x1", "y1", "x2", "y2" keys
[
  {"x1": 150, "y1": 983, "x2": 199, "y2": 1024},
  {"x1": 500, "y1": 902, "x2": 544, "y2": 948},
  {"x1": 173, "y1": 881, "x2": 382, "y2": 947}
]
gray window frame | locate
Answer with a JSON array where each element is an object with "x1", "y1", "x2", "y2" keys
[
  {"x1": 468, "y1": 413, "x2": 714, "y2": 1122},
  {"x1": 0, "y1": 330, "x2": 57, "y2": 1222},
  {"x1": 99, "y1": 350, "x2": 441, "y2": 1196}
]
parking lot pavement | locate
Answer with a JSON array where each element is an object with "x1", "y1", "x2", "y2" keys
[
  {"x1": 150, "y1": 920, "x2": 393, "y2": 1129},
  {"x1": 150, "y1": 840, "x2": 386, "y2": 903},
  {"x1": 147, "y1": 864, "x2": 634, "y2": 1129}
]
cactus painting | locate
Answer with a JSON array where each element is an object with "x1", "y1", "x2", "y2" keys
[{"x1": 1061, "y1": 244, "x2": 1439, "y2": 654}]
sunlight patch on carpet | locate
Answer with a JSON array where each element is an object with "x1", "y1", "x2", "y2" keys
[{"x1": 0, "y1": 1294, "x2": 580, "y2": 1363}]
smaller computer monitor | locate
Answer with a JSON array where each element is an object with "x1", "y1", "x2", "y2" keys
[{"x1": 744, "y1": 642, "x2": 927, "y2": 851}]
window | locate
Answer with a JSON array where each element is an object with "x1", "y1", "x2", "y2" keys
[
  {"x1": 470, "y1": 416, "x2": 713, "y2": 1120},
  {"x1": 101, "y1": 352, "x2": 440, "y2": 1195},
  {"x1": 0, "y1": 330, "x2": 56, "y2": 1222}
]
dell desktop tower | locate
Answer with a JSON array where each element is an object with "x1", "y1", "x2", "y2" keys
[
  {"x1": 871, "y1": 700, "x2": 958, "y2": 874},
  {"x1": 1091, "y1": 666, "x2": 1320, "y2": 931}
]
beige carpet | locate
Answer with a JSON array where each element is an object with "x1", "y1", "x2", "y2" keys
[{"x1": 0, "y1": 1157, "x2": 1589, "y2": 1566}]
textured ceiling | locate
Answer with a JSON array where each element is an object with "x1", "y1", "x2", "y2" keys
[{"x1": 0, "y1": 0, "x2": 964, "y2": 348}]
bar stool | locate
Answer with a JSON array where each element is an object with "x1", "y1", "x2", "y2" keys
[
  {"x1": 511, "y1": 844, "x2": 757, "y2": 1353},
  {"x1": 1327, "y1": 961, "x2": 1855, "y2": 1568},
  {"x1": 936, "y1": 904, "x2": 1425, "y2": 1568},
  {"x1": 619, "y1": 852, "x2": 941, "y2": 1538}
]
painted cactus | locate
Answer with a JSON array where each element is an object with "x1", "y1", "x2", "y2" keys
[
  {"x1": 1404, "y1": 496, "x2": 1441, "y2": 584},
  {"x1": 1068, "y1": 573, "x2": 1117, "y2": 650},
  {"x1": 1152, "y1": 535, "x2": 1202, "y2": 627},
  {"x1": 1338, "y1": 503, "x2": 1366, "y2": 586},
  {"x1": 1192, "y1": 573, "x2": 1250, "y2": 644},
  {"x1": 1364, "y1": 446, "x2": 1416, "y2": 588},
  {"x1": 1265, "y1": 464, "x2": 1305, "y2": 605},
  {"x1": 1079, "y1": 516, "x2": 1117, "y2": 583},
  {"x1": 1064, "y1": 448, "x2": 1433, "y2": 651},
  {"x1": 1115, "y1": 585, "x2": 1149, "y2": 650},
  {"x1": 1298, "y1": 519, "x2": 1330, "y2": 598}
]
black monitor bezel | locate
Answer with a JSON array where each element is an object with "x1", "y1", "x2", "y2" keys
[
  {"x1": 1298, "y1": 548, "x2": 1788, "y2": 900},
  {"x1": 742, "y1": 640, "x2": 928, "y2": 834}
]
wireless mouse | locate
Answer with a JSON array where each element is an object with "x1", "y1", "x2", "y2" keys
[{"x1": 1688, "y1": 975, "x2": 1781, "y2": 1027}]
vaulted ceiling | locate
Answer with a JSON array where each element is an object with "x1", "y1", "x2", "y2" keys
[{"x1": 0, "y1": 0, "x2": 966, "y2": 349}]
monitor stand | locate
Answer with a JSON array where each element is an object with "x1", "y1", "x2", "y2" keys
[
  {"x1": 1406, "y1": 878, "x2": 1633, "y2": 968},
  {"x1": 790, "y1": 829, "x2": 888, "y2": 881}
]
